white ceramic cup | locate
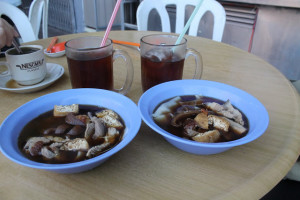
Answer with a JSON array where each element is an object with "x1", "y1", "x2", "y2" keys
[{"x1": 0, "y1": 45, "x2": 47, "y2": 85}]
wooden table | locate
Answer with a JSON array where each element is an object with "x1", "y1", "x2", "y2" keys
[{"x1": 1, "y1": 31, "x2": 300, "y2": 200}]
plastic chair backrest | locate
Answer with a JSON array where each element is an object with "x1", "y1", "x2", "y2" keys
[
  {"x1": 136, "y1": 0, "x2": 226, "y2": 42},
  {"x1": 0, "y1": 1, "x2": 36, "y2": 42},
  {"x1": 28, "y1": 0, "x2": 48, "y2": 39}
]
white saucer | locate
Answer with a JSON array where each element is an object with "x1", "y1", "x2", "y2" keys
[
  {"x1": 0, "y1": 63, "x2": 64, "y2": 93},
  {"x1": 44, "y1": 49, "x2": 65, "y2": 57}
]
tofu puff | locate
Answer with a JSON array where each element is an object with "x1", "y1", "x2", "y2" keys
[{"x1": 153, "y1": 95, "x2": 249, "y2": 143}]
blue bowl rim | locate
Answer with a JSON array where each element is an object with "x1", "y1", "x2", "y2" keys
[
  {"x1": 138, "y1": 79, "x2": 269, "y2": 148},
  {"x1": 0, "y1": 88, "x2": 141, "y2": 170}
]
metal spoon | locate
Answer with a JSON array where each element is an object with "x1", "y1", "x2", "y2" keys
[{"x1": 12, "y1": 37, "x2": 23, "y2": 54}]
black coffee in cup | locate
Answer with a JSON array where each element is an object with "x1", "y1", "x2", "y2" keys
[{"x1": 8, "y1": 47, "x2": 39, "y2": 55}]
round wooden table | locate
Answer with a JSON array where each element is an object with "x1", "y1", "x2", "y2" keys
[{"x1": 1, "y1": 31, "x2": 300, "y2": 200}]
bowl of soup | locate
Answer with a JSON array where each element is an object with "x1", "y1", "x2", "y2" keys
[
  {"x1": 0, "y1": 89, "x2": 141, "y2": 173},
  {"x1": 138, "y1": 80, "x2": 269, "y2": 155}
]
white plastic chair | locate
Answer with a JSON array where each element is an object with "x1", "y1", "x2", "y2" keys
[
  {"x1": 136, "y1": 0, "x2": 226, "y2": 42},
  {"x1": 0, "y1": 1, "x2": 36, "y2": 42},
  {"x1": 28, "y1": 0, "x2": 49, "y2": 39},
  {"x1": 0, "y1": 0, "x2": 22, "y2": 6}
]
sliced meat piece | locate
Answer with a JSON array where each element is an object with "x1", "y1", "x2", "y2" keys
[
  {"x1": 86, "y1": 115, "x2": 106, "y2": 139},
  {"x1": 84, "y1": 122, "x2": 95, "y2": 140},
  {"x1": 41, "y1": 146, "x2": 56, "y2": 159},
  {"x1": 43, "y1": 128, "x2": 56, "y2": 135},
  {"x1": 65, "y1": 113, "x2": 85, "y2": 126},
  {"x1": 105, "y1": 127, "x2": 120, "y2": 144},
  {"x1": 183, "y1": 118, "x2": 200, "y2": 137},
  {"x1": 45, "y1": 136, "x2": 67, "y2": 143},
  {"x1": 67, "y1": 125, "x2": 85, "y2": 136},
  {"x1": 222, "y1": 117, "x2": 247, "y2": 135},
  {"x1": 61, "y1": 138, "x2": 89, "y2": 151},
  {"x1": 86, "y1": 142, "x2": 110, "y2": 158},
  {"x1": 23, "y1": 137, "x2": 51, "y2": 156},
  {"x1": 76, "y1": 115, "x2": 90, "y2": 124},
  {"x1": 55, "y1": 124, "x2": 71, "y2": 135},
  {"x1": 192, "y1": 130, "x2": 221, "y2": 143},
  {"x1": 223, "y1": 100, "x2": 244, "y2": 126},
  {"x1": 208, "y1": 115, "x2": 230, "y2": 132},
  {"x1": 171, "y1": 109, "x2": 201, "y2": 127},
  {"x1": 92, "y1": 118, "x2": 106, "y2": 139},
  {"x1": 185, "y1": 128, "x2": 200, "y2": 138},
  {"x1": 205, "y1": 100, "x2": 244, "y2": 126},
  {"x1": 49, "y1": 142, "x2": 64, "y2": 151},
  {"x1": 194, "y1": 112, "x2": 209, "y2": 129}
]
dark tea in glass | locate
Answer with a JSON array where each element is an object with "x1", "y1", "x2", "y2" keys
[
  {"x1": 67, "y1": 55, "x2": 113, "y2": 90},
  {"x1": 65, "y1": 36, "x2": 133, "y2": 94},
  {"x1": 141, "y1": 51, "x2": 184, "y2": 91},
  {"x1": 140, "y1": 34, "x2": 203, "y2": 92}
]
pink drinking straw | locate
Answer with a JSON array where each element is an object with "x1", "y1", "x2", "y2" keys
[{"x1": 100, "y1": 0, "x2": 123, "y2": 47}]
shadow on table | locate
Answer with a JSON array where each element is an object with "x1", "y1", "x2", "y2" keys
[{"x1": 261, "y1": 179, "x2": 300, "y2": 200}]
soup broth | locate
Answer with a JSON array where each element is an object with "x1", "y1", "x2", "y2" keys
[
  {"x1": 153, "y1": 95, "x2": 249, "y2": 143},
  {"x1": 18, "y1": 104, "x2": 125, "y2": 164}
]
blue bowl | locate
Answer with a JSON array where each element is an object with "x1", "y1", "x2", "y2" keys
[
  {"x1": 138, "y1": 80, "x2": 269, "y2": 155},
  {"x1": 0, "y1": 89, "x2": 141, "y2": 173}
]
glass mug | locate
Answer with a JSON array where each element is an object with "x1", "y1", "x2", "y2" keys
[
  {"x1": 140, "y1": 34, "x2": 203, "y2": 92},
  {"x1": 65, "y1": 36, "x2": 134, "y2": 95}
]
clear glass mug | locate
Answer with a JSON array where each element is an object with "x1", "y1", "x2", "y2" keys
[
  {"x1": 140, "y1": 34, "x2": 203, "y2": 92},
  {"x1": 65, "y1": 36, "x2": 134, "y2": 95}
]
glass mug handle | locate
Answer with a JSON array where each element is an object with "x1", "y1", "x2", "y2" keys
[
  {"x1": 112, "y1": 49, "x2": 134, "y2": 95},
  {"x1": 185, "y1": 48, "x2": 203, "y2": 79},
  {"x1": 0, "y1": 62, "x2": 10, "y2": 77}
]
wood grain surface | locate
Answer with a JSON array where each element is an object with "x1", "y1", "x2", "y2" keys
[{"x1": 0, "y1": 31, "x2": 299, "y2": 200}]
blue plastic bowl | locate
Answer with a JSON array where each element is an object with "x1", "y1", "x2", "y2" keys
[
  {"x1": 0, "y1": 89, "x2": 141, "y2": 173},
  {"x1": 138, "y1": 80, "x2": 269, "y2": 155}
]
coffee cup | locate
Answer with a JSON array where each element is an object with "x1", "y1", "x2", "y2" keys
[
  {"x1": 65, "y1": 36, "x2": 134, "y2": 95},
  {"x1": 140, "y1": 34, "x2": 203, "y2": 92},
  {"x1": 0, "y1": 45, "x2": 47, "y2": 85}
]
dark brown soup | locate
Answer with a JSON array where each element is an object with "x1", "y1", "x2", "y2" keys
[
  {"x1": 153, "y1": 95, "x2": 249, "y2": 143},
  {"x1": 18, "y1": 104, "x2": 125, "y2": 164}
]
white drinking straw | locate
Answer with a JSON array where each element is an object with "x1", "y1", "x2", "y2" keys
[
  {"x1": 100, "y1": 0, "x2": 122, "y2": 47},
  {"x1": 175, "y1": 0, "x2": 204, "y2": 45}
]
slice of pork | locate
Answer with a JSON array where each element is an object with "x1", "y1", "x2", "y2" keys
[
  {"x1": 183, "y1": 118, "x2": 200, "y2": 137},
  {"x1": 86, "y1": 142, "x2": 110, "y2": 158},
  {"x1": 23, "y1": 137, "x2": 51, "y2": 156},
  {"x1": 105, "y1": 127, "x2": 120, "y2": 144},
  {"x1": 205, "y1": 100, "x2": 244, "y2": 125},
  {"x1": 65, "y1": 113, "x2": 85, "y2": 126},
  {"x1": 192, "y1": 130, "x2": 221, "y2": 143},
  {"x1": 221, "y1": 117, "x2": 247, "y2": 135},
  {"x1": 41, "y1": 146, "x2": 56, "y2": 159}
]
